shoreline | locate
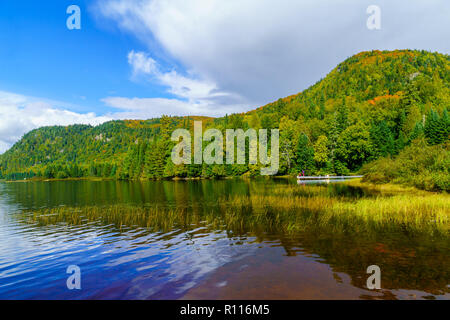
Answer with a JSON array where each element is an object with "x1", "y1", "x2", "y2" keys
[
  {"x1": 3, "y1": 175, "x2": 447, "y2": 196},
  {"x1": 2, "y1": 174, "x2": 359, "y2": 183}
]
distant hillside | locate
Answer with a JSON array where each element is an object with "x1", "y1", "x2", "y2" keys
[
  {"x1": 0, "y1": 116, "x2": 214, "y2": 179},
  {"x1": 1, "y1": 50, "x2": 448, "y2": 181}
]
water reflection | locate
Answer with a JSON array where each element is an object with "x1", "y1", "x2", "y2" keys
[{"x1": 0, "y1": 179, "x2": 448, "y2": 299}]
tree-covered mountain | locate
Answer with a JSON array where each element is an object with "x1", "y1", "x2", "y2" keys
[{"x1": 1, "y1": 50, "x2": 449, "y2": 186}]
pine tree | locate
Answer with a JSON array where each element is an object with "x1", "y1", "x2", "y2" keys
[
  {"x1": 144, "y1": 140, "x2": 168, "y2": 179},
  {"x1": 370, "y1": 121, "x2": 395, "y2": 157},
  {"x1": 295, "y1": 134, "x2": 315, "y2": 175},
  {"x1": 336, "y1": 100, "x2": 349, "y2": 133},
  {"x1": 439, "y1": 109, "x2": 449, "y2": 143},
  {"x1": 409, "y1": 121, "x2": 424, "y2": 142},
  {"x1": 424, "y1": 109, "x2": 447, "y2": 145}
]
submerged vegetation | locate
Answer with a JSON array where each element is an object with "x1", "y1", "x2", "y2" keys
[{"x1": 0, "y1": 50, "x2": 448, "y2": 181}]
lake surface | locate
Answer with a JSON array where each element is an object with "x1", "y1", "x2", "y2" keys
[{"x1": 0, "y1": 179, "x2": 448, "y2": 300}]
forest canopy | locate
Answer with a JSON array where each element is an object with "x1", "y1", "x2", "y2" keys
[{"x1": 1, "y1": 50, "x2": 448, "y2": 190}]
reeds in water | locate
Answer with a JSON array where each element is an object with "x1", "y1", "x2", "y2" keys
[{"x1": 22, "y1": 182, "x2": 449, "y2": 237}]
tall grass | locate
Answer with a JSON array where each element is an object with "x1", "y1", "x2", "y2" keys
[
  {"x1": 22, "y1": 183, "x2": 449, "y2": 237},
  {"x1": 217, "y1": 192, "x2": 449, "y2": 235},
  {"x1": 26, "y1": 205, "x2": 201, "y2": 232}
]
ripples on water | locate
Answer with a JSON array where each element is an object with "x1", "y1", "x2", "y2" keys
[
  {"x1": 0, "y1": 213, "x2": 259, "y2": 299},
  {"x1": 0, "y1": 179, "x2": 448, "y2": 300}
]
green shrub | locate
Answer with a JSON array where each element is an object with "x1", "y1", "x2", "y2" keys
[
  {"x1": 361, "y1": 139, "x2": 449, "y2": 191},
  {"x1": 56, "y1": 171, "x2": 68, "y2": 179}
]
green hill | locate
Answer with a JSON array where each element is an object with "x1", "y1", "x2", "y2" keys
[{"x1": 1, "y1": 50, "x2": 449, "y2": 185}]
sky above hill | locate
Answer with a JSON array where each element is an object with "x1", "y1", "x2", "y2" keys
[{"x1": 0, "y1": 0, "x2": 449, "y2": 153}]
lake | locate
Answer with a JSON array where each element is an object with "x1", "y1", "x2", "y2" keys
[{"x1": 0, "y1": 179, "x2": 448, "y2": 300}]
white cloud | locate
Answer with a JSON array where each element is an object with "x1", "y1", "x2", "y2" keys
[
  {"x1": 117, "y1": 50, "x2": 247, "y2": 119},
  {"x1": 0, "y1": 88, "x2": 245, "y2": 154},
  {"x1": 127, "y1": 50, "x2": 233, "y2": 101},
  {"x1": 98, "y1": 0, "x2": 450, "y2": 106},
  {"x1": 158, "y1": 70, "x2": 221, "y2": 101},
  {"x1": 128, "y1": 50, "x2": 158, "y2": 76},
  {"x1": 102, "y1": 96, "x2": 246, "y2": 119},
  {"x1": 0, "y1": 91, "x2": 111, "y2": 154}
]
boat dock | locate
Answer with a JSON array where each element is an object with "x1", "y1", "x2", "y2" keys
[{"x1": 297, "y1": 175, "x2": 363, "y2": 180}]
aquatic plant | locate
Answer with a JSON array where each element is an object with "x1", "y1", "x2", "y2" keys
[{"x1": 22, "y1": 182, "x2": 449, "y2": 237}]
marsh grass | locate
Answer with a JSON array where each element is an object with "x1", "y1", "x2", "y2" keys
[
  {"x1": 218, "y1": 192, "x2": 449, "y2": 235},
  {"x1": 343, "y1": 178, "x2": 431, "y2": 194},
  {"x1": 22, "y1": 181, "x2": 449, "y2": 238},
  {"x1": 26, "y1": 205, "x2": 203, "y2": 232}
]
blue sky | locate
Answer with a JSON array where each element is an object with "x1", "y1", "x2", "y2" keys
[
  {"x1": 0, "y1": 0, "x2": 449, "y2": 153},
  {"x1": 0, "y1": 0, "x2": 172, "y2": 114}
]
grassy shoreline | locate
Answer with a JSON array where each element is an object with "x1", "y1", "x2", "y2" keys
[
  {"x1": 2, "y1": 173, "x2": 361, "y2": 183},
  {"x1": 20, "y1": 178, "x2": 449, "y2": 237},
  {"x1": 344, "y1": 178, "x2": 443, "y2": 194},
  {"x1": 5, "y1": 174, "x2": 448, "y2": 194},
  {"x1": 2, "y1": 175, "x2": 238, "y2": 183}
]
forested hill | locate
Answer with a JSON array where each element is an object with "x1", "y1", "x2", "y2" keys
[
  {"x1": 0, "y1": 116, "x2": 215, "y2": 179},
  {"x1": 1, "y1": 50, "x2": 449, "y2": 182}
]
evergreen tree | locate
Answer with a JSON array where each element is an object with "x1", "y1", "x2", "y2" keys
[
  {"x1": 295, "y1": 134, "x2": 315, "y2": 175},
  {"x1": 409, "y1": 121, "x2": 425, "y2": 143},
  {"x1": 440, "y1": 109, "x2": 449, "y2": 142},
  {"x1": 336, "y1": 101, "x2": 349, "y2": 133},
  {"x1": 370, "y1": 121, "x2": 395, "y2": 157},
  {"x1": 424, "y1": 109, "x2": 447, "y2": 145}
]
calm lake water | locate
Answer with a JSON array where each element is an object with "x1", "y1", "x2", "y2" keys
[{"x1": 0, "y1": 179, "x2": 448, "y2": 300}]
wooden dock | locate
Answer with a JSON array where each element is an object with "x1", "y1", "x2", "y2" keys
[{"x1": 297, "y1": 175, "x2": 363, "y2": 180}]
